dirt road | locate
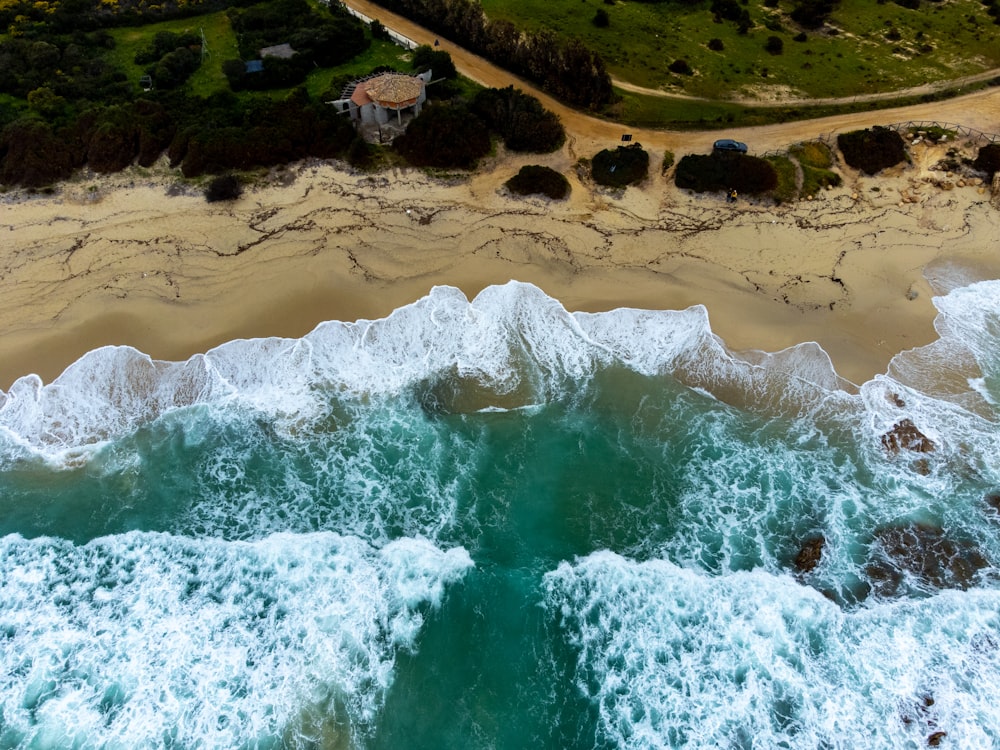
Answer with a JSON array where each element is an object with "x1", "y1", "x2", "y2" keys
[{"x1": 341, "y1": 0, "x2": 1000, "y2": 153}]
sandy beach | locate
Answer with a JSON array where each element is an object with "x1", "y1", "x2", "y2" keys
[{"x1": 1, "y1": 131, "x2": 999, "y2": 390}]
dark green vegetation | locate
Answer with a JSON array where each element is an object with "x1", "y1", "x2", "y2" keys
[
  {"x1": 0, "y1": 0, "x2": 573, "y2": 186},
  {"x1": 393, "y1": 101, "x2": 492, "y2": 169},
  {"x1": 505, "y1": 164, "x2": 570, "y2": 198},
  {"x1": 222, "y1": 0, "x2": 368, "y2": 91},
  {"x1": 591, "y1": 143, "x2": 649, "y2": 187},
  {"x1": 204, "y1": 171, "x2": 242, "y2": 200},
  {"x1": 0, "y1": 0, "x2": 384, "y2": 186},
  {"x1": 393, "y1": 87, "x2": 566, "y2": 168},
  {"x1": 366, "y1": 0, "x2": 614, "y2": 109},
  {"x1": 837, "y1": 126, "x2": 907, "y2": 174},
  {"x1": 677, "y1": 135, "x2": 998, "y2": 202},
  {"x1": 472, "y1": 86, "x2": 565, "y2": 153},
  {"x1": 974, "y1": 142, "x2": 1000, "y2": 177},
  {"x1": 674, "y1": 151, "x2": 779, "y2": 194}
]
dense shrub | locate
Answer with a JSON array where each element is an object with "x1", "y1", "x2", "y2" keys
[
  {"x1": 674, "y1": 152, "x2": 778, "y2": 194},
  {"x1": 205, "y1": 173, "x2": 242, "y2": 202},
  {"x1": 505, "y1": 165, "x2": 570, "y2": 199},
  {"x1": 765, "y1": 35, "x2": 784, "y2": 54},
  {"x1": 172, "y1": 88, "x2": 354, "y2": 176},
  {"x1": 837, "y1": 126, "x2": 907, "y2": 174},
  {"x1": 973, "y1": 143, "x2": 1000, "y2": 177},
  {"x1": 224, "y1": 0, "x2": 368, "y2": 91},
  {"x1": 411, "y1": 45, "x2": 457, "y2": 79},
  {"x1": 592, "y1": 144, "x2": 649, "y2": 187},
  {"x1": 472, "y1": 86, "x2": 565, "y2": 153},
  {"x1": 669, "y1": 58, "x2": 694, "y2": 75},
  {"x1": 134, "y1": 31, "x2": 199, "y2": 65},
  {"x1": 149, "y1": 46, "x2": 201, "y2": 89},
  {"x1": 393, "y1": 102, "x2": 491, "y2": 169},
  {"x1": 790, "y1": 0, "x2": 838, "y2": 28},
  {"x1": 0, "y1": 118, "x2": 82, "y2": 187},
  {"x1": 708, "y1": 38, "x2": 725, "y2": 50},
  {"x1": 593, "y1": 8, "x2": 610, "y2": 26},
  {"x1": 81, "y1": 105, "x2": 139, "y2": 172}
]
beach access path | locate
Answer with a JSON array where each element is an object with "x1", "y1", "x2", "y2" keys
[{"x1": 340, "y1": 0, "x2": 1000, "y2": 152}]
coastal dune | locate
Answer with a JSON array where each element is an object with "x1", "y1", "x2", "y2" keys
[{"x1": 1, "y1": 138, "x2": 999, "y2": 389}]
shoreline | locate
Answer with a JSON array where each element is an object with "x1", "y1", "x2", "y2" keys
[{"x1": 2, "y1": 144, "x2": 999, "y2": 391}]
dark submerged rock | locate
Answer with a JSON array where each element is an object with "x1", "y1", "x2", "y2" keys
[
  {"x1": 794, "y1": 535, "x2": 825, "y2": 573},
  {"x1": 865, "y1": 522, "x2": 989, "y2": 598},
  {"x1": 881, "y1": 418, "x2": 935, "y2": 455}
]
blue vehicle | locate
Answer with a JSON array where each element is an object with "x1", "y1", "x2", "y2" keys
[{"x1": 713, "y1": 139, "x2": 748, "y2": 154}]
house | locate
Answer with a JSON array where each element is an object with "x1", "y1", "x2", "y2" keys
[{"x1": 330, "y1": 70, "x2": 432, "y2": 128}]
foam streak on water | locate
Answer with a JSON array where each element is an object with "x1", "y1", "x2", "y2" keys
[{"x1": 0, "y1": 532, "x2": 472, "y2": 749}]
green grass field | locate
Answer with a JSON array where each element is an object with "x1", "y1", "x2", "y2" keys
[
  {"x1": 107, "y1": 11, "x2": 410, "y2": 100},
  {"x1": 479, "y1": 0, "x2": 1000, "y2": 99}
]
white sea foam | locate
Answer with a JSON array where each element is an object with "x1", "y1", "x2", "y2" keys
[
  {"x1": 0, "y1": 280, "x2": 995, "y2": 462},
  {"x1": 0, "y1": 532, "x2": 472, "y2": 749},
  {"x1": 544, "y1": 551, "x2": 1000, "y2": 749}
]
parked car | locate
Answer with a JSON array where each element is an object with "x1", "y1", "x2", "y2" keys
[{"x1": 713, "y1": 139, "x2": 748, "y2": 154}]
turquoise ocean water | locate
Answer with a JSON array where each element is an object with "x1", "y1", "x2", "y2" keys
[{"x1": 2, "y1": 280, "x2": 1000, "y2": 748}]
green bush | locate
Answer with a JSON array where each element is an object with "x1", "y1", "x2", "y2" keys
[
  {"x1": 592, "y1": 144, "x2": 649, "y2": 187},
  {"x1": 674, "y1": 152, "x2": 778, "y2": 194},
  {"x1": 973, "y1": 143, "x2": 1000, "y2": 177},
  {"x1": 767, "y1": 155, "x2": 798, "y2": 203},
  {"x1": 0, "y1": 118, "x2": 81, "y2": 187},
  {"x1": 505, "y1": 164, "x2": 570, "y2": 199},
  {"x1": 205, "y1": 172, "x2": 242, "y2": 202},
  {"x1": 800, "y1": 164, "x2": 842, "y2": 196},
  {"x1": 394, "y1": 102, "x2": 491, "y2": 169},
  {"x1": 789, "y1": 140, "x2": 834, "y2": 168},
  {"x1": 412, "y1": 45, "x2": 457, "y2": 80},
  {"x1": 472, "y1": 87, "x2": 565, "y2": 153},
  {"x1": 837, "y1": 126, "x2": 907, "y2": 174}
]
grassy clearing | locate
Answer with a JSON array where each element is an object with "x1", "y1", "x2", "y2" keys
[
  {"x1": 302, "y1": 39, "x2": 417, "y2": 98},
  {"x1": 767, "y1": 155, "x2": 799, "y2": 203},
  {"x1": 107, "y1": 12, "x2": 240, "y2": 97},
  {"x1": 479, "y1": 0, "x2": 1000, "y2": 99},
  {"x1": 789, "y1": 141, "x2": 834, "y2": 169},
  {"x1": 108, "y1": 14, "x2": 418, "y2": 102}
]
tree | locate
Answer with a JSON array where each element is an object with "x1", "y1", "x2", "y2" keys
[
  {"x1": 393, "y1": 102, "x2": 491, "y2": 168},
  {"x1": 472, "y1": 86, "x2": 565, "y2": 153},
  {"x1": 411, "y1": 45, "x2": 457, "y2": 79},
  {"x1": 593, "y1": 8, "x2": 610, "y2": 26},
  {"x1": 765, "y1": 35, "x2": 784, "y2": 54}
]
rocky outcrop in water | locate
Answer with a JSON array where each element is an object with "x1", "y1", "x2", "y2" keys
[
  {"x1": 793, "y1": 535, "x2": 825, "y2": 573},
  {"x1": 865, "y1": 522, "x2": 989, "y2": 598},
  {"x1": 880, "y1": 418, "x2": 935, "y2": 454}
]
